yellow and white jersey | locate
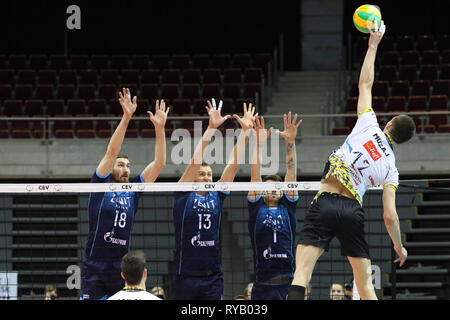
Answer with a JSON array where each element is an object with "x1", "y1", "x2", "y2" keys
[
  {"x1": 326, "y1": 108, "x2": 398, "y2": 205},
  {"x1": 107, "y1": 289, "x2": 162, "y2": 300}
]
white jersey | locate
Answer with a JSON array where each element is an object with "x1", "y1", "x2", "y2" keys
[
  {"x1": 107, "y1": 289, "x2": 162, "y2": 300},
  {"x1": 330, "y1": 109, "x2": 398, "y2": 204}
]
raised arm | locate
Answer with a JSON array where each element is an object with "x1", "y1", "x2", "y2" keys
[
  {"x1": 357, "y1": 20, "x2": 386, "y2": 116},
  {"x1": 382, "y1": 186, "x2": 407, "y2": 267},
  {"x1": 97, "y1": 88, "x2": 136, "y2": 177},
  {"x1": 218, "y1": 103, "x2": 256, "y2": 183},
  {"x1": 140, "y1": 100, "x2": 169, "y2": 182},
  {"x1": 179, "y1": 99, "x2": 230, "y2": 182},
  {"x1": 248, "y1": 115, "x2": 272, "y2": 200},
  {"x1": 278, "y1": 112, "x2": 302, "y2": 199}
]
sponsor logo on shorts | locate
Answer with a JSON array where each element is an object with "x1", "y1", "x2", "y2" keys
[{"x1": 363, "y1": 140, "x2": 382, "y2": 161}]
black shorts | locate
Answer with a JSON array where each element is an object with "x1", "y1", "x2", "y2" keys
[{"x1": 298, "y1": 192, "x2": 370, "y2": 259}]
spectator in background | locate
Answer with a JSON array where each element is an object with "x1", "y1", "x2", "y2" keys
[
  {"x1": 44, "y1": 284, "x2": 58, "y2": 300},
  {"x1": 151, "y1": 286, "x2": 166, "y2": 299},
  {"x1": 245, "y1": 282, "x2": 254, "y2": 300},
  {"x1": 344, "y1": 281, "x2": 353, "y2": 300},
  {"x1": 330, "y1": 283, "x2": 346, "y2": 300}
]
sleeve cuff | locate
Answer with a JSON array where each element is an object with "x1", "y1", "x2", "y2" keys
[
  {"x1": 385, "y1": 183, "x2": 398, "y2": 191},
  {"x1": 95, "y1": 169, "x2": 110, "y2": 179},
  {"x1": 283, "y1": 192, "x2": 299, "y2": 202},
  {"x1": 247, "y1": 194, "x2": 262, "y2": 203},
  {"x1": 358, "y1": 107, "x2": 373, "y2": 118}
]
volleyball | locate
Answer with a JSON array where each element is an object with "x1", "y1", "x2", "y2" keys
[{"x1": 353, "y1": 4, "x2": 382, "y2": 33}]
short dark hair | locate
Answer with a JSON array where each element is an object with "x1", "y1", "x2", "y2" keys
[
  {"x1": 116, "y1": 154, "x2": 129, "y2": 160},
  {"x1": 262, "y1": 174, "x2": 283, "y2": 182},
  {"x1": 200, "y1": 161, "x2": 210, "y2": 168},
  {"x1": 389, "y1": 115, "x2": 416, "y2": 144},
  {"x1": 121, "y1": 250, "x2": 146, "y2": 286}
]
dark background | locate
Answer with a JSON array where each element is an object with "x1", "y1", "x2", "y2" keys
[{"x1": 0, "y1": 1, "x2": 449, "y2": 71}]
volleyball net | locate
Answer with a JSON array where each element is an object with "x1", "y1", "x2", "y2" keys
[{"x1": 0, "y1": 181, "x2": 424, "y2": 300}]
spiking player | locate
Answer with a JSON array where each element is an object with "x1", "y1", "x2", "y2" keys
[
  {"x1": 247, "y1": 114, "x2": 302, "y2": 300},
  {"x1": 171, "y1": 99, "x2": 255, "y2": 300},
  {"x1": 288, "y1": 21, "x2": 416, "y2": 300},
  {"x1": 81, "y1": 88, "x2": 169, "y2": 300}
]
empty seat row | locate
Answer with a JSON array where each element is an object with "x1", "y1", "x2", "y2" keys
[
  {"x1": 0, "y1": 97, "x2": 255, "y2": 117},
  {"x1": 332, "y1": 123, "x2": 450, "y2": 136},
  {"x1": 349, "y1": 79, "x2": 450, "y2": 98},
  {"x1": 0, "y1": 67, "x2": 264, "y2": 86},
  {"x1": 0, "y1": 53, "x2": 273, "y2": 71},
  {"x1": 0, "y1": 83, "x2": 263, "y2": 103},
  {"x1": 379, "y1": 49, "x2": 450, "y2": 66},
  {"x1": 376, "y1": 64, "x2": 450, "y2": 82}
]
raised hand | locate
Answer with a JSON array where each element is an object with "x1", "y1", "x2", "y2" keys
[
  {"x1": 148, "y1": 99, "x2": 169, "y2": 129},
  {"x1": 205, "y1": 98, "x2": 231, "y2": 129},
  {"x1": 118, "y1": 87, "x2": 137, "y2": 117},
  {"x1": 251, "y1": 115, "x2": 272, "y2": 144},
  {"x1": 277, "y1": 112, "x2": 302, "y2": 143},
  {"x1": 233, "y1": 102, "x2": 257, "y2": 131},
  {"x1": 368, "y1": 19, "x2": 386, "y2": 49}
]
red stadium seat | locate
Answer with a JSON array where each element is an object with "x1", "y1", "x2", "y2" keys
[
  {"x1": 170, "y1": 98, "x2": 192, "y2": 115},
  {"x1": 332, "y1": 126, "x2": 350, "y2": 135},
  {"x1": 141, "y1": 69, "x2": 160, "y2": 84},
  {"x1": 180, "y1": 84, "x2": 200, "y2": 100},
  {"x1": 372, "y1": 81, "x2": 389, "y2": 99},
  {"x1": 35, "y1": 84, "x2": 54, "y2": 101},
  {"x1": 192, "y1": 99, "x2": 208, "y2": 115},
  {"x1": 15, "y1": 84, "x2": 33, "y2": 100},
  {"x1": 0, "y1": 69, "x2": 14, "y2": 85},
  {"x1": 131, "y1": 54, "x2": 150, "y2": 70},
  {"x1": 252, "y1": 53, "x2": 272, "y2": 76},
  {"x1": 29, "y1": 54, "x2": 48, "y2": 70},
  {"x1": 202, "y1": 83, "x2": 221, "y2": 99},
  {"x1": 432, "y1": 80, "x2": 450, "y2": 96},
  {"x1": 3, "y1": 100, "x2": 23, "y2": 116},
  {"x1": 243, "y1": 83, "x2": 262, "y2": 100},
  {"x1": 110, "y1": 54, "x2": 129, "y2": 70},
  {"x1": 8, "y1": 54, "x2": 27, "y2": 70},
  {"x1": 79, "y1": 69, "x2": 98, "y2": 85},
  {"x1": 437, "y1": 124, "x2": 450, "y2": 133},
  {"x1": 380, "y1": 51, "x2": 399, "y2": 66},
  {"x1": 17, "y1": 69, "x2": 36, "y2": 85},
  {"x1": 45, "y1": 99, "x2": 65, "y2": 116},
  {"x1": 38, "y1": 69, "x2": 57, "y2": 85},
  {"x1": 212, "y1": 54, "x2": 231, "y2": 70},
  {"x1": 77, "y1": 84, "x2": 96, "y2": 100},
  {"x1": 182, "y1": 69, "x2": 201, "y2": 84},
  {"x1": 436, "y1": 35, "x2": 450, "y2": 51},
  {"x1": 223, "y1": 68, "x2": 242, "y2": 83},
  {"x1": 59, "y1": 69, "x2": 77, "y2": 85},
  {"x1": 390, "y1": 80, "x2": 410, "y2": 98},
  {"x1": 411, "y1": 80, "x2": 431, "y2": 97},
  {"x1": 408, "y1": 95, "x2": 427, "y2": 112},
  {"x1": 222, "y1": 83, "x2": 241, "y2": 100},
  {"x1": 244, "y1": 68, "x2": 263, "y2": 83},
  {"x1": 191, "y1": 54, "x2": 211, "y2": 70},
  {"x1": 419, "y1": 64, "x2": 439, "y2": 81},
  {"x1": 416, "y1": 35, "x2": 435, "y2": 52},
  {"x1": 372, "y1": 96, "x2": 386, "y2": 113},
  {"x1": 202, "y1": 69, "x2": 221, "y2": 84},
  {"x1": 100, "y1": 69, "x2": 119, "y2": 85},
  {"x1": 70, "y1": 54, "x2": 89, "y2": 70},
  {"x1": 421, "y1": 50, "x2": 440, "y2": 65},
  {"x1": 161, "y1": 69, "x2": 181, "y2": 84},
  {"x1": 345, "y1": 97, "x2": 358, "y2": 112},
  {"x1": 440, "y1": 64, "x2": 450, "y2": 80},
  {"x1": 428, "y1": 95, "x2": 448, "y2": 111},
  {"x1": 120, "y1": 69, "x2": 139, "y2": 84},
  {"x1": 171, "y1": 54, "x2": 191, "y2": 70},
  {"x1": 87, "y1": 99, "x2": 107, "y2": 116},
  {"x1": 232, "y1": 53, "x2": 252, "y2": 70},
  {"x1": 67, "y1": 99, "x2": 86, "y2": 115},
  {"x1": 151, "y1": 54, "x2": 170, "y2": 70},
  {"x1": 160, "y1": 84, "x2": 179, "y2": 100},
  {"x1": 24, "y1": 99, "x2": 44, "y2": 116},
  {"x1": 397, "y1": 35, "x2": 416, "y2": 52},
  {"x1": 416, "y1": 124, "x2": 436, "y2": 134},
  {"x1": 377, "y1": 65, "x2": 397, "y2": 83},
  {"x1": 401, "y1": 50, "x2": 420, "y2": 66},
  {"x1": 98, "y1": 84, "x2": 117, "y2": 100},
  {"x1": 49, "y1": 54, "x2": 68, "y2": 70},
  {"x1": 386, "y1": 96, "x2": 407, "y2": 112},
  {"x1": 140, "y1": 84, "x2": 159, "y2": 101},
  {"x1": 0, "y1": 85, "x2": 13, "y2": 102},
  {"x1": 398, "y1": 65, "x2": 418, "y2": 82},
  {"x1": 90, "y1": 54, "x2": 109, "y2": 70}
]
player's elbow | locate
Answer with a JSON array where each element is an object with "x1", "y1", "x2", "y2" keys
[{"x1": 383, "y1": 210, "x2": 397, "y2": 225}]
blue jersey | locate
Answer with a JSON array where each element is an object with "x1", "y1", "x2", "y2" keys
[
  {"x1": 84, "y1": 170, "x2": 143, "y2": 261},
  {"x1": 173, "y1": 191, "x2": 228, "y2": 277},
  {"x1": 248, "y1": 193, "x2": 298, "y2": 282}
]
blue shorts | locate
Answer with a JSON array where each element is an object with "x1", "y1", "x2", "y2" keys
[
  {"x1": 81, "y1": 258, "x2": 124, "y2": 300},
  {"x1": 171, "y1": 272, "x2": 224, "y2": 300},
  {"x1": 251, "y1": 281, "x2": 291, "y2": 300}
]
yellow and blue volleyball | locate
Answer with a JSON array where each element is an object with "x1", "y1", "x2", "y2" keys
[{"x1": 353, "y1": 4, "x2": 382, "y2": 33}]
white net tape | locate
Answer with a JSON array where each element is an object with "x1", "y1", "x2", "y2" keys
[{"x1": 0, "y1": 181, "x2": 383, "y2": 193}]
